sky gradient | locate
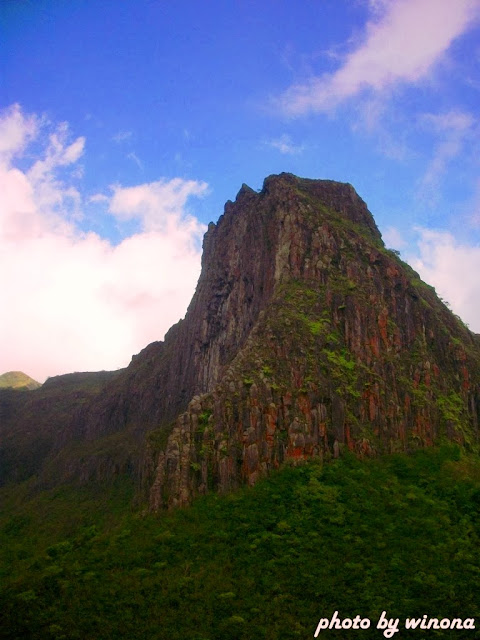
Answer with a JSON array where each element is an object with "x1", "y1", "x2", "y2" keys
[{"x1": 1, "y1": 0, "x2": 480, "y2": 382}]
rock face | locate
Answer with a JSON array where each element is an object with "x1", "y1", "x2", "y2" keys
[
  {"x1": 147, "y1": 174, "x2": 480, "y2": 508},
  {"x1": 1, "y1": 173, "x2": 479, "y2": 505}
]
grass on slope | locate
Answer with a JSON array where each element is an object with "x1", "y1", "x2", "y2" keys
[
  {"x1": 0, "y1": 371, "x2": 41, "y2": 390},
  {"x1": 1, "y1": 446, "x2": 479, "y2": 640}
]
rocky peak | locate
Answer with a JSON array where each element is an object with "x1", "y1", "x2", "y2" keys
[
  {"x1": 1, "y1": 174, "x2": 479, "y2": 504},
  {"x1": 262, "y1": 173, "x2": 382, "y2": 240},
  {"x1": 147, "y1": 174, "x2": 480, "y2": 508},
  {"x1": 191, "y1": 174, "x2": 382, "y2": 396}
]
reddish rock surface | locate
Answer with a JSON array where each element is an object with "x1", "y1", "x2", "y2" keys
[{"x1": 1, "y1": 174, "x2": 479, "y2": 506}]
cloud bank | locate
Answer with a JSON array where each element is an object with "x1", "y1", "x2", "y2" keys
[
  {"x1": 278, "y1": 0, "x2": 480, "y2": 115},
  {"x1": 411, "y1": 229, "x2": 480, "y2": 332},
  {"x1": 0, "y1": 105, "x2": 208, "y2": 382}
]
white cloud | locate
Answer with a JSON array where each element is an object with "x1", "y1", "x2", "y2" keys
[
  {"x1": 417, "y1": 110, "x2": 475, "y2": 206},
  {"x1": 420, "y1": 111, "x2": 475, "y2": 133},
  {"x1": 0, "y1": 105, "x2": 208, "y2": 382},
  {"x1": 126, "y1": 151, "x2": 143, "y2": 170},
  {"x1": 88, "y1": 193, "x2": 110, "y2": 204},
  {"x1": 266, "y1": 134, "x2": 305, "y2": 155},
  {"x1": 367, "y1": 0, "x2": 391, "y2": 17},
  {"x1": 410, "y1": 228, "x2": 480, "y2": 332},
  {"x1": 109, "y1": 178, "x2": 208, "y2": 233},
  {"x1": 0, "y1": 103, "x2": 38, "y2": 161},
  {"x1": 352, "y1": 97, "x2": 411, "y2": 160},
  {"x1": 278, "y1": 0, "x2": 480, "y2": 115},
  {"x1": 112, "y1": 130, "x2": 132, "y2": 143},
  {"x1": 383, "y1": 226, "x2": 407, "y2": 249}
]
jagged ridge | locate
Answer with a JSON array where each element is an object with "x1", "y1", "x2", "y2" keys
[
  {"x1": 1, "y1": 174, "x2": 479, "y2": 505},
  {"x1": 148, "y1": 174, "x2": 480, "y2": 508}
]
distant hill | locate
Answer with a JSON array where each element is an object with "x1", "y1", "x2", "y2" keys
[{"x1": 0, "y1": 371, "x2": 41, "y2": 390}]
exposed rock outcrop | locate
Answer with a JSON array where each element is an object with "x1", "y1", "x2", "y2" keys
[
  {"x1": 147, "y1": 174, "x2": 480, "y2": 508},
  {"x1": 1, "y1": 174, "x2": 479, "y2": 505}
]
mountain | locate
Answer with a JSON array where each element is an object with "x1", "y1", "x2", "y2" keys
[
  {"x1": 0, "y1": 371, "x2": 41, "y2": 391},
  {"x1": 1, "y1": 173, "x2": 479, "y2": 505}
]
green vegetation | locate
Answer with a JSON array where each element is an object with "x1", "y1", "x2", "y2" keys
[
  {"x1": 198, "y1": 409, "x2": 213, "y2": 430},
  {"x1": 437, "y1": 392, "x2": 464, "y2": 425},
  {"x1": 307, "y1": 319, "x2": 328, "y2": 336},
  {"x1": 1, "y1": 446, "x2": 480, "y2": 639},
  {"x1": 0, "y1": 371, "x2": 41, "y2": 390},
  {"x1": 324, "y1": 348, "x2": 361, "y2": 399}
]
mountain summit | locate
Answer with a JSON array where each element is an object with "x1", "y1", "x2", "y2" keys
[
  {"x1": 0, "y1": 371, "x2": 41, "y2": 391},
  {"x1": 1, "y1": 174, "x2": 479, "y2": 505}
]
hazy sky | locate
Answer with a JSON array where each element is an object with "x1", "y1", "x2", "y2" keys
[{"x1": 1, "y1": 0, "x2": 480, "y2": 382}]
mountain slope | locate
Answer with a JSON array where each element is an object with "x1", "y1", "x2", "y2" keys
[
  {"x1": 147, "y1": 174, "x2": 480, "y2": 508},
  {"x1": 2, "y1": 447, "x2": 480, "y2": 640},
  {"x1": 0, "y1": 371, "x2": 41, "y2": 391},
  {"x1": 0, "y1": 174, "x2": 479, "y2": 506}
]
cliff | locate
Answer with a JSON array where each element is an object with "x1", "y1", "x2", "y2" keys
[
  {"x1": 1, "y1": 173, "x2": 479, "y2": 505},
  {"x1": 146, "y1": 174, "x2": 480, "y2": 508}
]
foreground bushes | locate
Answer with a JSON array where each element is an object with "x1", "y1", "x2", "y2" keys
[{"x1": 1, "y1": 446, "x2": 479, "y2": 639}]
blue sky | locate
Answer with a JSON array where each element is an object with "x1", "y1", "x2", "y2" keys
[{"x1": 1, "y1": 0, "x2": 480, "y2": 381}]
